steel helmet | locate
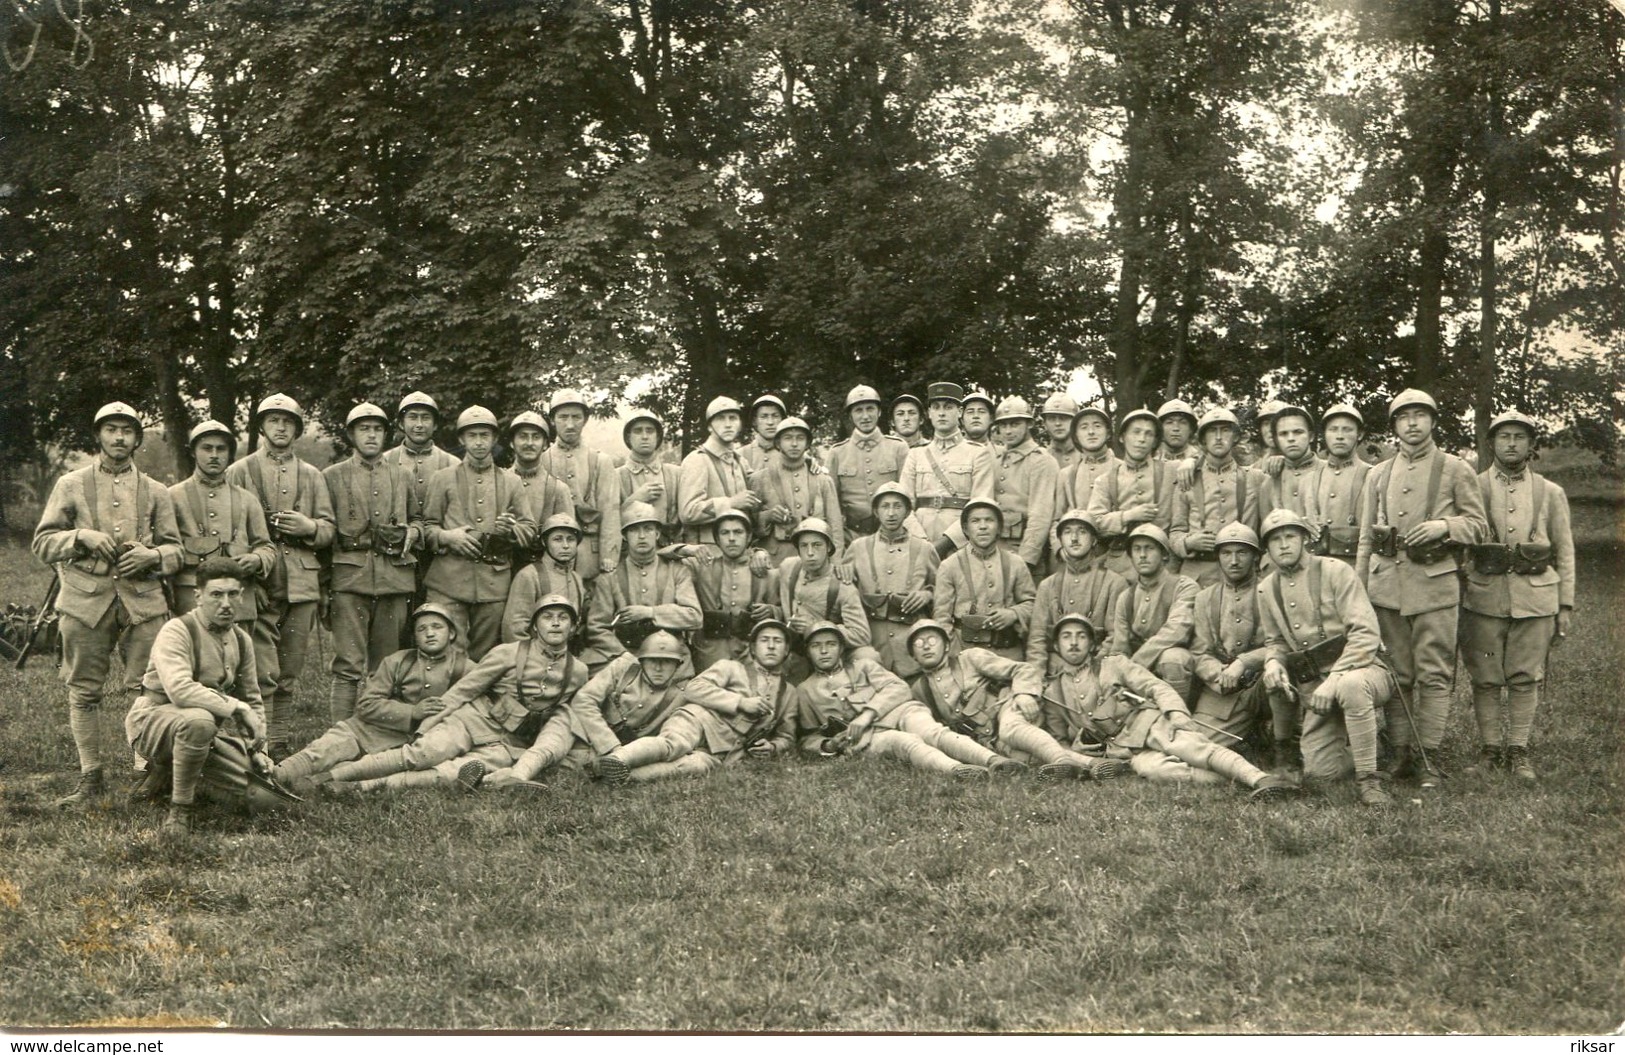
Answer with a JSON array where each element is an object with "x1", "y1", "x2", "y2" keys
[
  {"x1": 750, "y1": 393, "x2": 789, "y2": 418},
  {"x1": 1073, "y1": 404, "x2": 1111, "y2": 427},
  {"x1": 790, "y1": 516, "x2": 835, "y2": 549},
  {"x1": 411, "y1": 602, "x2": 460, "y2": 640},
  {"x1": 539, "y1": 513, "x2": 583, "y2": 540},
  {"x1": 1213, "y1": 522, "x2": 1262, "y2": 553},
  {"x1": 711, "y1": 508, "x2": 754, "y2": 539},
  {"x1": 905, "y1": 619, "x2": 952, "y2": 653},
  {"x1": 455, "y1": 405, "x2": 500, "y2": 434},
  {"x1": 1487, "y1": 409, "x2": 1540, "y2": 440},
  {"x1": 705, "y1": 396, "x2": 743, "y2": 422},
  {"x1": 1051, "y1": 611, "x2": 1101, "y2": 645},
  {"x1": 548, "y1": 389, "x2": 590, "y2": 417},
  {"x1": 529, "y1": 593, "x2": 580, "y2": 626},
  {"x1": 773, "y1": 416, "x2": 812, "y2": 447},
  {"x1": 869, "y1": 482, "x2": 913, "y2": 513},
  {"x1": 397, "y1": 391, "x2": 442, "y2": 418},
  {"x1": 845, "y1": 384, "x2": 883, "y2": 411},
  {"x1": 1041, "y1": 393, "x2": 1079, "y2": 418},
  {"x1": 254, "y1": 393, "x2": 305, "y2": 436},
  {"x1": 893, "y1": 391, "x2": 926, "y2": 411},
  {"x1": 1320, "y1": 403, "x2": 1365, "y2": 431},
  {"x1": 1270, "y1": 403, "x2": 1315, "y2": 434},
  {"x1": 621, "y1": 501, "x2": 663, "y2": 533},
  {"x1": 802, "y1": 620, "x2": 847, "y2": 650},
  {"x1": 509, "y1": 410, "x2": 553, "y2": 440},
  {"x1": 1117, "y1": 408, "x2": 1160, "y2": 437},
  {"x1": 345, "y1": 402, "x2": 391, "y2": 431},
  {"x1": 622, "y1": 409, "x2": 664, "y2": 446},
  {"x1": 993, "y1": 396, "x2": 1035, "y2": 423},
  {"x1": 636, "y1": 630, "x2": 689, "y2": 663},
  {"x1": 1388, "y1": 389, "x2": 1439, "y2": 420},
  {"x1": 1126, "y1": 522, "x2": 1172, "y2": 555},
  {"x1": 93, "y1": 402, "x2": 144, "y2": 440},
  {"x1": 962, "y1": 389, "x2": 995, "y2": 412},
  {"x1": 1054, "y1": 508, "x2": 1101, "y2": 538},
  {"x1": 749, "y1": 617, "x2": 791, "y2": 643},
  {"x1": 186, "y1": 419, "x2": 235, "y2": 451},
  {"x1": 959, "y1": 496, "x2": 1005, "y2": 533},
  {"x1": 1257, "y1": 398, "x2": 1286, "y2": 422},
  {"x1": 1197, "y1": 407, "x2": 1239, "y2": 436},
  {"x1": 1156, "y1": 399, "x2": 1199, "y2": 426},
  {"x1": 1259, "y1": 508, "x2": 1315, "y2": 544}
]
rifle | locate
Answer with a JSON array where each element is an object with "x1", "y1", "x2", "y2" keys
[{"x1": 12, "y1": 576, "x2": 61, "y2": 671}]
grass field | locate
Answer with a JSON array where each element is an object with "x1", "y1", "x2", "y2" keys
[{"x1": 1, "y1": 503, "x2": 1621, "y2": 1033}]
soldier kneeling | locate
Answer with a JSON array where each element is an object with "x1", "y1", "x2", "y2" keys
[{"x1": 125, "y1": 557, "x2": 298, "y2": 837}]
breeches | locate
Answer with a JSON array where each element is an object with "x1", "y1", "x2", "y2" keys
[
  {"x1": 1375, "y1": 605, "x2": 1457, "y2": 748},
  {"x1": 329, "y1": 592, "x2": 410, "y2": 683},
  {"x1": 251, "y1": 596, "x2": 318, "y2": 702},
  {"x1": 60, "y1": 603, "x2": 162, "y2": 706},
  {"x1": 1461, "y1": 611, "x2": 1554, "y2": 688}
]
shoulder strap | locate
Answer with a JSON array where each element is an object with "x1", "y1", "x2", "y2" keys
[
  {"x1": 1424, "y1": 450, "x2": 1445, "y2": 516},
  {"x1": 825, "y1": 573, "x2": 840, "y2": 622},
  {"x1": 1531, "y1": 473, "x2": 1547, "y2": 537},
  {"x1": 1269, "y1": 573, "x2": 1292, "y2": 650},
  {"x1": 1376, "y1": 458, "x2": 1396, "y2": 525},
  {"x1": 1479, "y1": 473, "x2": 1498, "y2": 542},
  {"x1": 1234, "y1": 469, "x2": 1245, "y2": 525},
  {"x1": 922, "y1": 444, "x2": 957, "y2": 494}
]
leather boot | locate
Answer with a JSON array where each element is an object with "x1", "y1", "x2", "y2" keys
[
  {"x1": 1357, "y1": 773, "x2": 1393, "y2": 807},
  {"x1": 1461, "y1": 745, "x2": 1502, "y2": 776},
  {"x1": 1273, "y1": 738, "x2": 1302, "y2": 773},
  {"x1": 162, "y1": 801, "x2": 194, "y2": 837},
  {"x1": 1504, "y1": 745, "x2": 1536, "y2": 782},
  {"x1": 54, "y1": 767, "x2": 105, "y2": 810},
  {"x1": 127, "y1": 761, "x2": 173, "y2": 806}
]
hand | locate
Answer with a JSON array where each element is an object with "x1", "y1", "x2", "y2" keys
[
  {"x1": 767, "y1": 505, "x2": 792, "y2": 526},
  {"x1": 491, "y1": 512, "x2": 518, "y2": 538},
  {"x1": 1126, "y1": 502, "x2": 1159, "y2": 524},
  {"x1": 1403, "y1": 519, "x2": 1448, "y2": 548},
  {"x1": 901, "y1": 590, "x2": 931, "y2": 616},
  {"x1": 846, "y1": 712, "x2": 876, "y2": 746},
  {"x1": 1553, "y1": 608, "x2": 1572, "y2": 645},
  {"x1": 251, "y1": 751, "x2": 275, "y2": 775},
  {"x1": 1263, "y1": 660, "x2": 1291, "y2": 694},
  {"x1": 233, "y1": 553, "x2": 261, "y2": 577},
  {"x1": 833, "y1": 563, "x2": 855, "y2": 585},
  {"x1": 445, "y1": 527, "x2": 483, "y2": 559},
  {"x1": 733, "y1": 490, "x2": 764, "y2": 513},
  {"x1": 600, "y1": 560, "x2": 618, "y2": 577},
  {"x1": 747, "y1": 602, "x2": 774, "y2": 622},
  {"x1": 116, "y1": 542, "x2": 160, "y2": 577},
  {"x1": 820, "y1": 736, "x2": 846, "y2": 756},
  {"x1": 630, "y1": 481, "x2": 664, "y2": 505},
  {"x1": 77, "y1": 529, "x2": 119, "y2": 562},
  {"x1": 684, "y1": 545, "x2": 715, "y2": 566},
  {"x1": 233, "y1": 702, "x2": 266, "y2": 744},
  {"x1": 748, "y1": 549, "x2": 771, "y2": 577},
  {"x1": 1174, "y1": 460, "x2": 1196, "y2": 490},
  {"x1": 984, "y1": 609, "x2": 1016, "y2": 631},
  {"x1": 1216, "y1": 661, "x2": 1245, "y2": 694},
  {"x1": 1264, "y1": 454, "x2": 1285, "y2": 478},
  {"x1": 1185, "y1": 530, "x2": 1217, "y2": 554},
  {"x1": 620, "y1": 605, "x2": 654, "y2": 622},
  {"x1": 415, "y1": 696, "x2": 447, "y2": 720},
  {"x1": 787, "y1": 613, "x2": 812, "y2": 635},
  {"x1": 737, "y1": 695, "x2": 770, "y2": 718},
  {"x1": 1165, "y1": 710, "x2": 1194, "y2": 731},
  {"x1": 273, "y1": 510, "x2": 318, "y2": 538},
  {"x1": 483, "y1": 768, "x2": 523, "y2": 788},
  {"x1": 1305, "y1": 689, "x2": 1336, "y2": 716},
  {"x1": 747, "y1": 740, "x2": 776, "y2": 759}
]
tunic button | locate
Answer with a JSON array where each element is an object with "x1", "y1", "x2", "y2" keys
[
  {"x1": 211, "y1": 530, "x2": 219, "y2": 536},
  {"x1": 112, "y1": 501, "x2": 120, "y2": 508},
  {"x1": 208, "y1": 511, "x2": 216, "y2": 518}
]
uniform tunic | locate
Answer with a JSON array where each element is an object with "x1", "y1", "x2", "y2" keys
[
  {"x1": 1260, "y1": 453, "x2": 1324, "y2": 523},
  {"x1": 777, "y1": 557, "x2": 870, "y2": 649},
  {"x1": 738, "y1": 436, "x2": 778, "y2": 478},
  {"x1": 169, "y1": 473, "x2": 275, "y2": 620},
  {"x1": 678, "y1": 437, "x2": 751, "y2": 544},
  {"x1": 125, "y1": 612, "x2": 262, "y2": 776},
  {"x1": 1055, "y1": 450, "x2": 1117, "y2": 518},
  {"x1": 688, "y1": 551, "x2": 780, "y2": 670},
  {"x1": 1189, "y1": 573, "x2": 1270, "y2": 737},
  {"x1": 1310, "y1": 454, "x2": 1371, "y2": 564},
  {"x1": 992, "y1": 437, "x2": 1059, "y2": 568},
  {"x1": 501, "y1": 557, "x2": 592, "y2": 645},
  {"x1": 615, "y1": 457, "x2": 682, "y2": 538},
  {"x1": 1047, "y1": 438, "x2": 1081, "y2": 473},
  {"x1": 933, "y1": 545, "x2": 1036, "y2": 659},
  {"x1": 513, "y1": 464, "x2": 574, "y2": 534},
  {"x1": 749, "y1": 459, "x2": 845, "y2": 564},
  {"x1": 541, "y1": 442, "x2": 623, "y2": 577},
  {"x1": 1169, "y1": 457, "x2": 1262, "y2": 587},
  {"x1": 793, "y1": 654, "x2": 913, "y2": 752},
  {"x1": 420, "y1": 462, "x2": 533, "y2": 604},
  {"x1": 843, "y1": 529, "x2": 939, "y2": 673},
  {"x1": 227, "y1": 449, "x2": 335, "y2": 604},
  {"x1": 822, "y1": 429, "x2": 911, "y2": 537},
  {"x1": 898, "y1": 434, "x2": 994, "y2": 543},
  {"x1": 672, "y1": 658, "x2": 796, "y2": 758},
  {"x1": 1026, "y1": 563, "x2": 1129, "y2": 664},
  {"x1": 324, "y1": 454, "x2": 418, "y2": 597},
  {"x1": 381, "y1": 442, "x2": 459, "y2": 525}
]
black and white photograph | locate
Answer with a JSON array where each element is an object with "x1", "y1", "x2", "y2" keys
[{"x1": 0, "y1": 0, "x2": 1620, "y2": 1037}]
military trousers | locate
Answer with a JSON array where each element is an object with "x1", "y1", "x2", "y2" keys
[
  {"x1": 60, "y1": 602, "x2": 163, "y2": 709},
  {"x1": 1293, "y1": 666, "x2": 1389, "y2": 782},
  {"x1": 329, "y1": 592, "x2": 409, "y2": 686},
  {"x1": 423, "y1": 591, "x2": 503, "y2": 661},
  {"x1": 1374, "y1": 605, "x2": 1457, "y2": 749},
  {"x1": 250, "y1": 594, "x2": 318, "y2": 747}
]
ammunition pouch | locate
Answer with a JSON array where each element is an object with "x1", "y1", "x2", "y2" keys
[
  {"x1": 181, "y1": 536, "x2": 222, "y2": 567},
  {"x1": 511, "y1": 704, "x2": 559, "y2": 744},
  {"x1": 958, "y1": 613, "x2": 1021, "y2": 650},
  {"x1": 475, "y1": 531, "x2": 514, "y2": 568},
  {"x1": 1318, "y1": 525, "x2": 1359, "y2": 558},
  {"x1": 1510, "y1": 544, "x2": 1552, "y2": 576},
  {"x1": 946, "y1": 715, "x2": 985, "y2": 740},
  {"x1": 608, "y1": 719, "x2": 637, "y2": 746},
  {"x1": 1402, "y1": 537, "x2": 1455, "y2": 566},
  {"x1": 998, "y1": 515, "x2": 1026, "y2": 541},
  {"x1": 1183, "y1": 548, "x2": 1219, "y2": 562},
  {"x1": 1281, "y1": 634, "x2": 1347, "y2": 685},
  {"x1": 818, "y1": 716, "x2": 849, "y2": 738},
  {"x1": 1373, "y1": 526, "x2": 1400, "y2": 559},
  {"x1": 1468, "y1": 543, "x2": 1515, "y2": 576},
  {"x1": 612, "y1": 615, "x2": 659, "y2": 652},
  {"x1": 336, "y1": 531, "x2": 373, "y2": 553},
  {"x1": 701, "y1": 609, "x2": 754, "y2": 640},
  {"x1": 861, "y1": 593, "x2": 920, "y2": 626},
  {"x1": 1102, "y1": 534, "x2": 1131, "y2": 555},
  {"x1": 848, "y1": 515, "x2": 879, "y2": 536},
  {"x1": 372, "y1": 524, "x2": 410, "y2": 558}
]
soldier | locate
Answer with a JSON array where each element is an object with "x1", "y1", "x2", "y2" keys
[
  {"x1": 824, "y1": 385, "x2": 911, "y2": 541},
  {"x1": 795, "y1": 622, "x2": 991, "y2": 779},
  {"x1": 1039, "y1": 393, "x2": 1081, "y2": 470},
  {"x1": 502, "y1": 514, "x2": 596, "y2": 647},
  {"x1": 1034, "y1": 613, "x2": 1297, "y2": 797},
  {"x1": 1156, "y1": 399, "x2": 1200, "y2": 463},
  {"x1": 778, "y1": 516, "x2": 870, "y2": 663},
  {"x1": 382, "y1": 391, "x2": 460, "y2": 524},
  {"x1": 1355, "y1": 388, "x2": 1487, "y2": 787},
  {"x1": 1085, "y1": 408, "x2": 1178, "y2": 580},
  {"x1": 616, "y1": 410, "x2": 681, "y2": 542},
  {"x1": 901, "y1": 620, "x2": 1033, "y2": 774},
  {"x1": 1188, "y1": 524, "x2": 1274, "y2": 762},
  {"x1": 678, "y1": 395, "x2": 761, "y2": 544},
  {"x1": 750, "y1": 416, "x2": 845, "y2": 566},
  {"x1": 1054, "y1": 404, "x2": 1117, "y2": 515},
  {"x1": 34, "y1": 401, "x2": 183, "y2": 808},
  {"x1": 1260, "y1": 403, "x2": 1322, "y2": 523},
  {"x1": 543, "y1": 389, "x2": 623, "y2": 581},
  {"x1": 1107, "y1": 524, "x2": 1198, "y2": 702},
  {"x1": 842, "y1": 484, "x2": 939, "y2": 675},
  {"x1": 1245, "y1": 398, "x2": 1286, "y2": 465},
  {"x1": 420, "y1": 406, "x2": 535, "y2": 659},
  {"x1": 961, "y1": 389, "x2": 996, "y2": 447},
  {"x1": 1460, "y1": 411, "x2": 1575, "y2": 781},
  {"x1": 739, "y1": 393, "x2": 788, "y2": 476},
  {"x1": 508, "y1": 411, "x2": 573, "y2": 543},
  {"x1": 169, "y1": 421, "x2": 274, "y2": 621},
  {"x1": 686, "y1": 510, "x2": 780, "y2": 671},
  {"x1": 990, "y1": 397, "x2": 1059, "y2": 576},
  {"x1": 898, "y1": 382, "x2": 994, "y2": 556},
  {"x1": 1027, "y1": 509, "x2": 1128, "y2": 665},
  {"x1": 933, "y1": 498, "x2": 1037, "y2": 661},
  {"x1": 1257, "y1": 510, "x2": 1393, "y2": 805},
  {"x1": 322, "y1": 594, "x2": 591, "y2": 792},
  {"x1": 1312, "y1": 404, "x2": 1371, "y2": 565},
  {"x1": 271, "y1": 603, "x2": 469, "y2": 794},
  {"x1": 890, "y1": 392, "x2": 928, "y2": 448},
  {"x1": 323, "y1": 402, "x2": 423, "y2": 721},
  {"x1": 228, "y1": 393, "x2": 335, "y2": 757},
  {"x1": 1170, "y1": 408, "x2": 1263, "y2": 589},
  {"x1": 592, "y1": 619, "x2": 796, "y2": 785},
  {"x1": 123, "y1": 558, "x2": 272, "y2": 835},
  {"x1": 585, "y1": 502, "x2": 703, "y2": 669}
]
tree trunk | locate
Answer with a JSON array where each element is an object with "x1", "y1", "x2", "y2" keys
[{"x1": 1474, "y1": 0, "x2": 1502, "y2": 468}]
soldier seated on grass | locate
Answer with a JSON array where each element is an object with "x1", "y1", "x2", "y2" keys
[
  {"x1": 901, "y1": 620, "x2": 1030, "y2": 776},
  {"x1": 319, "y1": 595, "x2": 590, "y2": 794},
  {"x1": 271, "y1": 604, "x2": 470, "y2": 796},
  {"x1": 794, "y1": 622, "x2": 992, "y2": 780},
  {"x1": 592, "y1": 619, "x2": 797, "y2": 786},
  {"x1": 1039, "y1": 612, "x2": 1300, "y2": 800}
]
